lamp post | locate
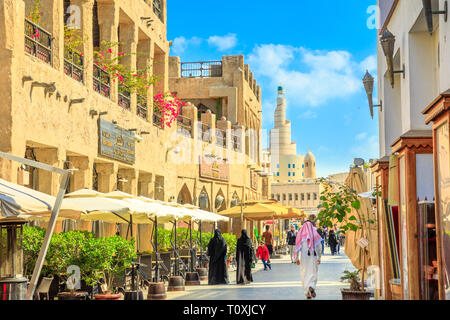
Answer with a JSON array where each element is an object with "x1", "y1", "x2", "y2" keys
[
  {"x1": 362, "y1": 70, "x2": 382, "y2": 119},
  {"x1": 380, "y1": 29, "x2": 405, "y2": 88},
  {"x1": 0, "y1": 218, "x2": 27, "y2": 300}
]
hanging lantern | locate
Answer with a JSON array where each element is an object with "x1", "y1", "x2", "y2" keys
[{"x1": 0, "y1": 217, "x2": 27, "y2": 300}]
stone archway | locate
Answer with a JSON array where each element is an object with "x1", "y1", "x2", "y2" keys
[
  {"x1": 215, "y1": 188, "x2": 227, "y2": 212},
  {"x1": 198, "y1": 187, "x2": 210, "y2": 211},
  {"x1": 177, "y1": 183, "x2": 193, "y2": 205}
]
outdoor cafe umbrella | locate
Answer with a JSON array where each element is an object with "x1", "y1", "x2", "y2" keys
[
  {"x1": 344, "y1": 168, "x2": 379, "y2": 275},
  {"x1": 219, "y1": 202, "x2": 289, "y2": 221},
  {"x1": 0, "y1": 178, "x2": 86, "y2": 220}
]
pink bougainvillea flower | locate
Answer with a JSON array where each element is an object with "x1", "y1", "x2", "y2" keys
[{"x1": 108, "y1": 49, "x2": 113, "y2": 54}]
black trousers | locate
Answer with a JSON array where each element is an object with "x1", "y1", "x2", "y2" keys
[{"x1": 267, "y1": 244, "x2": 273, "y2": 255}]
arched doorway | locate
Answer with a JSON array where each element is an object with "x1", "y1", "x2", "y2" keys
[
  {"x1": 215, "y1": 189, "x2": 227, "y2": 212},
  {"x1": 177, "y1": 183, "x2": 193, "y2": 205},
  {"x1": 198, "y1": 187, "x2": 210, "y2": 211}
]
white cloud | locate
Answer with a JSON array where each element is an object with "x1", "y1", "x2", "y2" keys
[
  {"x1": 300, "y1": 110, "x2": 318, "y2": 119},
  {"x1": 360, "y1": 55, "x2": 377, "y2": 73},
  {"x1": 355, "y1": 132, "x2": 368, "y2": 141},
  {"x1": 248, "y1": 44, "x2": 370, "y2": 108},
  {"x1": 171, "y1": 36, "x2": 202, "y2": 55},
  {"x1": 207, "y1": 33, "x2": 238, "y2": 51}
]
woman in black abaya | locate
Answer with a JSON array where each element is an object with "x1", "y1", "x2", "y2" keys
[
  {"x1": 207, "y1": 229, "x2": 229, "y2": 285},
  {"x1": 236, "y1": 229, "x2": 254, "y2": 284}
]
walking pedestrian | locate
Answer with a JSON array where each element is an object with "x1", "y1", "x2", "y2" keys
[
  {"x1": 328, "y1": 229, "x2": 338, "y2": 256},
  {"x1": 336, "y1": 229, "x2": 341, "y2": 255},
  {"x1": 236, "y1": 229, "x2": 254, "y2": 284},
  {"x1": 295, "y1": 214, "x2": 322, "y2": 299},
  {"x1": 317, "y1": 227, "x2": 325, "y2": 254},
  {"x1": 286, "y1": 225, "x2": 297, "y2": 263},
  {"x1": 206, "y1": 229, "x2": 230, "y2": 285},
  {"x1": 262, "y1": 225, "x2": 274, "y2": 257},
  {"x1": 256, "y1": 241, "x2": 271, "y2": 271}
]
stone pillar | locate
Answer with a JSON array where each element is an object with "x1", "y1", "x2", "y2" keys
[
  {"x1": 95, "y1": 162, "x2": 117, "y2": 193},
  {"x1": 137, "y1": 38, "x2": 152, "y2": 121},
  {"x1": 38, "y1": 0, "x2": 64, "y2": 71},
  {"x1": 182, "y1": 102, "x2": 198, "y2": 139},
  {"x1": 119, "y1": 22, "x2": 138, "y2": 114},
  {"x1": 201, "y1": 110, "x2": 216, "y2": 143},
  {"x1": 71, "y1": 0, "x2": 94, "y2": 90},
  {"x1": 118, "y1": 168, "x2": 137, "y2": 195},
  {"x1": 97, "y1": 1, "x2": 119, "y2": 102},
  {"x1": 169, "y1": 56, "x2": 181, "y2": 78},
  {"x1": 34, "y1": 148, "x2": 63, "y2": 196},
  {"x1": 69, "y1": 156, "x2": 92, "y2": 191},
  {"x1": 137, "y1": 172, "x2": 152, "y2": 197}
]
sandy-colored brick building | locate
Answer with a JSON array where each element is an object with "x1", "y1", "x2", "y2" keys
[{"x1": 0, "y1": 0, "x2": 267, "y2": 245}]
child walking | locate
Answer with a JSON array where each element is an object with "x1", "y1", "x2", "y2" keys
[{"x1": 256, "y1": 241, "x2": 272, "y2": 271}]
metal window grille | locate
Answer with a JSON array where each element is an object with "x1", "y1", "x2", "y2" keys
[
  {"x1": 64, "y1": 48, "x2": 84, "y2": 83},
  {"x1": 93, "y1": 64, "x2": 111, "y2": 98},
  {"x1": 153, "y1": 0, "x2": 163, "y2": 21},
  {"x1": 24, "y1": 19, "x2": 52, "y2": 65},
  {"x1": 137, "y1": 95, "x2": 148, "y2": 119},
  {"x1": 181, "y1": 61, "x2": 222, "y2": 78},
  {"x1": 232, "y1": 134, "x2": 241, "y2": 152},
  {"x1": 216, "y1": 129, "x2": 227, "y2": 148},
  {"x1": 153, "y1": 111, "x2": 164, "y2": 129},
  {"x1": 118, "y1": 85, "x2": 131, "y2": 110}
]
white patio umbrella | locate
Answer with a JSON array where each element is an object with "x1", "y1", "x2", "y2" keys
[
  {"x1": 64, "y1": 189, "x2": 132, "y2": 223},
  {"x1": 0, "y1": 178, "x2": 86, "y2": 220}
]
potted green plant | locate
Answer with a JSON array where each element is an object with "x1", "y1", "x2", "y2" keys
[
  {"x1": 317, "y1": 179, "x2": 380, "y2": 300},
  {"x1": 45, "y1": 230, "x2": 93, "y2": 300},
  {"x1": 82, "y1": 236, "x2": 136, "y2": 300},
  {"x1": 340, "y1": 269, "x2": 371, "y2": 300}
]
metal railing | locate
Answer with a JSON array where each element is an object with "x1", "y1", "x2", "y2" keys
[
  {"x1": 181, "y1": 61, "x2": 222, "y2": 78},
  {"x1": 24, "y1": 19, "x2": 52, "y2": 65},
  {"x1": 64, "y1": 48, "x2": 84, "y2": 83},
  {"x1": 216, "y1": 129, "x2": 227, "y2": 148},
  {"x1": 177, "y1": 115, "x2": 192, "y2": 137},
  {"x1": 93, "y1": 63, "x2": 111, "y2": 98},
  {"x1": 118, "y1": 85, "x2": 131, "y2": 110},
  {"x1": 232, "y1": 134, "x2": 241, "y2": 152},
  {"x1": 199, "y1": 123, "x2": 211, "y2": 142},
  {"x1": 153, "y1": 112, "x2": 164, "y2": 129},
  {"x1": 137, "y1": 95, "x2": 148, "y2": 119},
  {"x1": 153, "y1": 0, "x2": 163, "y2": 21}
]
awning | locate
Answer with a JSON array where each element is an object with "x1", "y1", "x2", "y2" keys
[
  {"x1": 358, "y1": 190, "x2": 376, "y2": 199},
  {"x1": 218, "y1": 202, "x2": 290, "y2": 221},
  {"x1": 0, "y1": 178, "x2": 86, "y2": 221}
]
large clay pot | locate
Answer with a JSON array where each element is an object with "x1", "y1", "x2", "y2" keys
[
  {"x1": 168, "y1": 276, "x2": 185, "y2": 291},
  {"x1": 340, "y1": 289, "x2": 371, "y2": 300},
  {"x1": 185, "y1": 272, "x2": 200, "y2": 286},
  {"x1": 94, "y1": 293, "x2": 121, "y2": 300},
  {"x1": 196, "y1": 267, "x2": 208, "y2": 281},
  {"x1": 147, "y1": 282, "x2": 167, "y2": 300}
]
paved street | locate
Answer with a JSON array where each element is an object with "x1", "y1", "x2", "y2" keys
[{"x1": 167, "y1": 246, "x2": 357, "y2": 300}]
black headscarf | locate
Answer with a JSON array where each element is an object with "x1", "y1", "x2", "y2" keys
[
  {"x1": 207, "y1": 229, "x2": 229, "y2": 285},
  {"x1": 207, "y1": 229, "x2": 227, "y2": 263},
  {"x1": 236, "y1": 229, "x2": 253, "y2": 284}
]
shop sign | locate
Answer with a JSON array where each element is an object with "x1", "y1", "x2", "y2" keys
[
  {"x1": 199, "y1": 156, "x2": 229, "y2": 181},
  {"x1": 358, "y1": 237, "x2": 369, "y2": 249},
  {"x1": 98, "y1": 119, "x2": 135, "y2": 165}
]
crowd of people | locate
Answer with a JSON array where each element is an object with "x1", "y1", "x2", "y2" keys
[{"x1": 205, "y1": 215, "x2": 346, "y2": 299}]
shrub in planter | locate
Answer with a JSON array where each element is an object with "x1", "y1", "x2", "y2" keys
[
  {"x1": 341, "y1": 270, "x2": 371, "y2": 300},
  {"x1": 23, "y1": 225, "x2": 45, "y2": 277},
  {"x1": 82, "y1": 236, "x2": 136, "y2": 299}
]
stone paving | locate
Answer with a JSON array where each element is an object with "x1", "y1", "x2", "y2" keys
[{"x1": 165, "y1": 246, "x2": 358, "y2": 300}]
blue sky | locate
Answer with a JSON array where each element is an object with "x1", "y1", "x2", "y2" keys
[{"x1": 167, "y1": 0, "x2": 379, "y2": 177}]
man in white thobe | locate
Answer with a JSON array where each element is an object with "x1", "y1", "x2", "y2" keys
[{"x1": 295, "y1": 215, "x2": 322, "y2": 299}]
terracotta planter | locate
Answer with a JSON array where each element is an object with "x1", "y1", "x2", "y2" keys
[
  {"x1": 94, "y1": 293, "x2": 121, "y2": 300},
  {"x1": 340, "y1": 289, "x2": 371, "y2": 300}
]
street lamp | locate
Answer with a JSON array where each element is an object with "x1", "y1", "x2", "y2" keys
[
  {"x1": 423, "y1": 0, "x2": 448, "y2": 35},
  {"x1": 380, "y1": 29, "x2": 405, "y2": 88},
  {"x1": 362, "y1": 70, "x2": 382, "y2": 119}
]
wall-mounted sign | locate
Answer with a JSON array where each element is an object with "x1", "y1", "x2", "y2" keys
[
  {"x1": 199, "y1": 156, "x2": 229, "y2": 181},
  {"x1": 98, "y1": 119, "x2": 135, "y2": 165}
]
